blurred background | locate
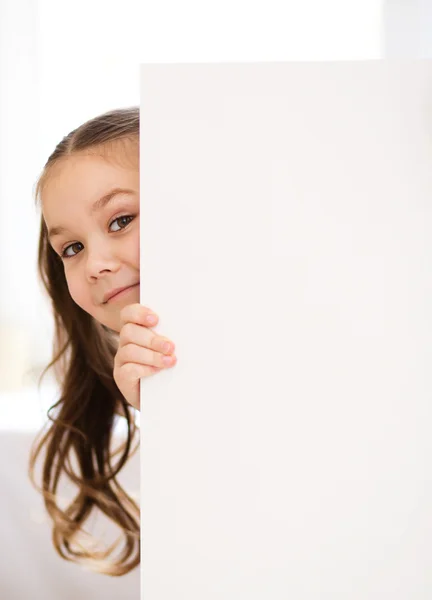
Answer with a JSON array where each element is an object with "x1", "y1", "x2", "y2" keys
[
  {"x1": 0, "y1": 1, "x2": 431, "y2": 432},
  {"x1": 0, "y1": 6, "x2": 143, "y2": 595},
  {"x1": 0, "y1": 2, "x2": 142, "y2": 431}
]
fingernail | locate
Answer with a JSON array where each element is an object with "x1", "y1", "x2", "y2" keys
[{"x1": 147, "y1": 314, "x2": 158, "y2": 325}]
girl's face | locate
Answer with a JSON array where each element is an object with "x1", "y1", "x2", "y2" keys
[{"x1": 41, "y1": 143, "x2": 140, "y2": 333}]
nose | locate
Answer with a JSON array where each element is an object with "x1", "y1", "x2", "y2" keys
[{"x1": 85, "y1": 237, "x2": 121, "y2": 280}]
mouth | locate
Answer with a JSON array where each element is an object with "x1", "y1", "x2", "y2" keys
[{"x1": 103, "y1": 282, "x2": 140, "y2": 304}]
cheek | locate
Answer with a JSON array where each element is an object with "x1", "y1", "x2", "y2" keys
[
  {"x1": 65, "y1": 272, "x2": 91, "y2": 310},
  {"x1": 128, "y1": 228, "x2": 140, "y2": 266}
]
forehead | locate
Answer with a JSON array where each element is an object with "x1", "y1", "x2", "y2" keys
[{"x1": 41, "y1": 150, "x2": 139, "y2": 216}]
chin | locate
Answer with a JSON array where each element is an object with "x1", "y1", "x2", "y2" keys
[
  {"x1": 103, "y1": 314, "x2": 122, "y2": 333},
  {"x1": 104, "y1": 321, "x2": 122, "y2": 335},
  {"x1": 91, "y1": 311, "x2": 119, "y2": 334}
]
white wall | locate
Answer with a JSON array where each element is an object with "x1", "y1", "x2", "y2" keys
[
  {"x1": 0, "y1": 0, "x2": 40, "y2": 392},
  {"x1": 382, "y1": 0, "x2": 432, "y2": 58}
]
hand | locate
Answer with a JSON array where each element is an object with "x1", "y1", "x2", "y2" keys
[{"x1": 113, "y1": 303, "x2": 177, "y2": 410}]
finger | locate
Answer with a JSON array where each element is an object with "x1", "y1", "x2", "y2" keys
[
  {"x1": 116, "y1": 362, "x2": 162, "y2": 391},
  {"x1": 118, "y1": 322, "x2": 175, "y2": 355},
  {"x1": 116, "y1": 343, "x2": 177, "y2": 370},
  {"x1": 120, "y1": 362, "x2": 161, "y2": 380},
  {"x1": 119, "y1": 303, "x2": 159, "y2": 329}
]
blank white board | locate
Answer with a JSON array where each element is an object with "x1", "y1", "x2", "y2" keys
[{"x1": 140, "y1": 61, "x2": 432, "y2": 599}]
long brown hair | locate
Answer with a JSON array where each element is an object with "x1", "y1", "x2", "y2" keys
[{"x1": 28, "y1": 107, "x2": 140, "y2": 576}]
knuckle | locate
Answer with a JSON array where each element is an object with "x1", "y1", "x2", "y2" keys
[
  {"x1": 122, "y1": 362, "x2": 138, "y2": 379},
  {"x1": 120, "y1": 322, "x2": 135, "y2": 342},
  {"x1": 122, "y1": 342, "x2": 138, "y2": 362},
  {"x1": 120, "y1": 303, "x2": 142, "y2": 324},
  {"x1": 149, "y1": 333, "x2": 159, "y2": 350},
  {"x1": 119, "y1": 305, "x2": 131, "y2": 321}
]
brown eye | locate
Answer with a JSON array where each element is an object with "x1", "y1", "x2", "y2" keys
[
  {"x1": 109, "y1": 215, "x2": 134, "y2": 232},
  {"x1": 62, "y1": 242, "x2": 83, "y2": 259}
]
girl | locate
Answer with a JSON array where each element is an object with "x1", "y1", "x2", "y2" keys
[{"x1": 28, "y1": 107, "x2": 177, "y2": 576}]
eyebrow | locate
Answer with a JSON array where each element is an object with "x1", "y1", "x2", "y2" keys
[{"x1": 47, "y1": 188, "x2": 135, "y2": 242}]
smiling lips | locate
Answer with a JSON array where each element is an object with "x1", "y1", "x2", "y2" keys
[{"x1": 103, "y1": 283, "x2": 140, "y2": 304}]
